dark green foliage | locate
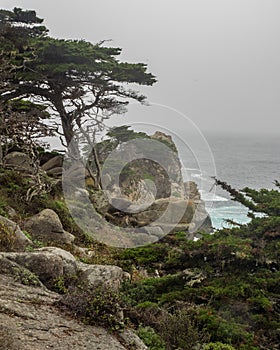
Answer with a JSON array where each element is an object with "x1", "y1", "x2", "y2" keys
[
  {"x1": 118, "y1": 243, "x2": 169, "y2": 271},
  {"x1": 0, "y1": 196, "x2": 7, "y2": 217},
  {"x1": 118, "y1": 181, "x2": 280, "y2": 349},
  {"x1": 0, "y1": 7, "x2": 156, "y2": 182},
  {"x1": 106, "y1": 125, "x2": 147, "y2": 145}
]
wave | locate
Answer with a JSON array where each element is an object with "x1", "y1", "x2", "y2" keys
[
  {"x1": 200, "y1": 191, "x2": 229, "y2": 202},
  {"x1": 184, "y1": 167, "x2": 200, "y2": 171},
  {"x1": 191, "y1": 173, "x2": 203, "y2": 179}
]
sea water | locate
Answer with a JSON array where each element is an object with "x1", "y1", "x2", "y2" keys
[{"x1": 180, "y1": 133, "x2": 280, "y2": 230}]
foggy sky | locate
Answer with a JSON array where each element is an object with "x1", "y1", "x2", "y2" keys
[{"x1": 1, "y1": 0, "x2": 280, "y2": 135}]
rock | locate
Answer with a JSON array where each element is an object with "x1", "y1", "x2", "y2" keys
[
  {"x1": 142, "y1": 226, "x2": 165, "y2": 238},
  {"x1": 171, "y1": 182, "x2": 184, "y2": 198},
  {"x1": 0, "y1": 274, "x2": 129, "y2": 349},
  {"x1": 101, "y1": 173, "x2": 112, "y2": 188},
  {"x1": 184, "y1": 181, "x2": 201, "y2": 200},
  {"x1": 133, "y1": 198, "x2": 195, "y2": 227},
  {"x1": 0, "y1": 215, "x2": 32, "y2": 251},
  {"x1": 77, "y1": 262, "x2": 130, "y2": 291},
  {"x1": 5, "y1": 206, "x2": 18, "y2": 220},
  {"x1": 111, "y1": 197, "x2": 133, "y2": 211},
  {"x1": 151, "y1": 131, "x2": 173, "y2": 145},
  {"x1": 4, "y1": 152, "x2": 35, "y2": 173},
  {"x1": 22, "y1": 209, "x2": 75, "y2": 245},
  {"x1": 64, "y1": 162, "x2": 92, "y2": 182},
  {"x1": 90, "y1": 189, "x2": 111, "y2": 215},
  {"x1": 37, "y1": 247, "x2": 78, "y2": 273},
  {"x1": 0, "y1": 255, "x2": 43, "y2": 287},
  {"x1": 119, "y1": 329, "x2": 148, "y2": 350},
  {"x1": 45, "y1": 166, "x2": 63, "y2": 177},
  {"x1": 0, "y1": 248, "x2": 77, "y2": 288},
  {"x1": 190, "y1": 200, "x2": 213, "y2": 233},
  {"x1": 41, "y1": 155, "x2": 63, "y2": 172}
]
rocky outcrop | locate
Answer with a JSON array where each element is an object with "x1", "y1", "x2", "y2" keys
[
  {"x1": 89, "y1": 131, "x2": 213, "y2": 236},
  {"x1": 0, "y1": 274, "x2": 136, "y2": 350},
  {"x1": 0, "y1": 247, "x2": 77, "y2": 288},
  {"x1": 4, "y1": 151, "x2": 35, "y2": 174},
  {"x1": 97, "y1": 183, "x2": 212, "y2": 237},
  {"x1": 22, "y1": 209, "x2": 75, "y2": 245},
  {"x1": 41, "y1": 155, "x2": 63, "y2": 172},
  {"x1": 0, "y1": 246, "x2": 148, "y2": 350},
  {"x1": 78, "y1": 262, "x2": 130, "y2": 292},
  {"x1": 0, "y1": 246, "x2": 130, "y2": 291},
  {"x1": 0, "y1": 215, "x2": 32, "y2": 251}
]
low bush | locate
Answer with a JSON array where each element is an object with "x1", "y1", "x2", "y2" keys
[
  {"x1": 0, "y1": 221, "x2": 15, "y2": 251},
  {"x1": 57, "y1": 284, "x2": 124, "y2": 330},
  {"x1": 137, "y1": 326, "x2": 166, "y2": 350}
]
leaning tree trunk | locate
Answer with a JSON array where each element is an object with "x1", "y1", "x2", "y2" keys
[{"x1": 0, "y1": 136, "x2": 3, "y2": 166}]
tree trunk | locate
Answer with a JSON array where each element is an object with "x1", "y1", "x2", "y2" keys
[
  {"x1": 0, "y1": 136, "x2": 3, "y2": 166},
  {"x1": 61, "y1": 115, "x2": 80, "y2": 159},
  {"x1": 52, "y1": 95, "x2": 80, "y2": 159},
  {"x1": 90, "y1": 143, "x2": 102, "y2": 189}
]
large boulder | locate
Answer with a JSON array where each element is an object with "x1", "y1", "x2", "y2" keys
[
  {"x1": 0, "y1": 215, "x2": 32, "y2": 251},
  {"x1": 22, "y1": 209, "x2": 75, "y2": 245},
  {"x1": 0, "y1": 255, "x2": 43, "y2": 287},
  {"x1": 4, "y1": 152, "x2": 35, "y2": 174},
  {"x1": 41, "y1": 155, "x2": 63, "y2": 172},
  {"x1": 119, "y1": 329, "x2": 148, "y2": 350},
  {"x1": 0, "y1": 247, "x2": 77, "y2": 288},
  {"x1": 77, "y1": 262, "x2": 130, "y2": 292},
  {"x1": 41, "y1": 155, "x2": 64, "y2": 178},
  {"x1": 133, "y1": 198, "x2": 195, "y2": 227}
]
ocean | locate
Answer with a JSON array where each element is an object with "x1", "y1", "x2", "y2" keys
[{"x1": 180, "y1": 133, "x2": 280, "y2": 230}]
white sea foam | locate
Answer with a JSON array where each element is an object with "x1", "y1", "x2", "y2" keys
[{"x1": 200, "y1": 191, "x2": 229, "y2": 202}]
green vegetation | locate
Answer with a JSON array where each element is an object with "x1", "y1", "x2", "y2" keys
[
  {"x1": 13, "y1": 267, "x2": 41, "y2": 287},
  {"x1": 0, "y1": 220, "x2": 15, "y2": 251},
  {"x1": 57, "y1": 283, "x2": 123, "y2": 331},
  {"x1": 0, "y1": 7, "x2": 156, "y2": 187},
  {"x1": 0, "y1": 6, "x2": 279, "y2": 350},
  {"x1": 137, "y1": 326, "x2": 166, "y2": 350},
  {"x1": 116, "y1": 182, "x2": 280, "y2": 349}
]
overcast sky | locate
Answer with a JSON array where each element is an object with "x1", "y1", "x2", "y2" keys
[{"x1": 1, "y1": 0, "x2": 280, "y2": 135}]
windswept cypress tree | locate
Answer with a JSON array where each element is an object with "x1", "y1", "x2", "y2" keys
[{"x1": 0, "y1": 8, "x2": 156, "y2": 162}]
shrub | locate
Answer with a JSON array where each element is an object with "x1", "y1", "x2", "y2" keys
[
  {"x1": 203, "y1": 342, "x2": 236, "y2": 350},
  {"x1": 12, "y1": 267, "x2": 41, "y2": 286},
  {"x1": 157, "y1": 306, "x2": 210, "y2": 350},
  {"x1": 0, "y1": 197, "x2": 7, "y2": 217},
  {"x1": 0, "y1": 221, "x2": 15, "y2": 251},
  {"x1": 57, "y1": 284, "x2": 123, "y2": 330},
  {"x1": 137, "y1": 326, "x2": 166, "y2": 350}
]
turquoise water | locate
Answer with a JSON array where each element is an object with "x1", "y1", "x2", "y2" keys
[
  {"x1": 205, "y1": 201, "x2": 250, "y2": 230},
  {"x1": 181, "y1": 133, "x2": 280, "y2": 230}
]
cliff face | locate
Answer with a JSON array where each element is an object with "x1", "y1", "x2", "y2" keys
[{"x1": 93, "y1": 131, "x2": 212, "y2": 239}]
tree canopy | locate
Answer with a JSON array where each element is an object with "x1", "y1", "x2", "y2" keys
[{"x1": 0, "y1": 7, "x2": 156, "y2": 159}]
